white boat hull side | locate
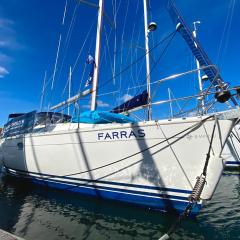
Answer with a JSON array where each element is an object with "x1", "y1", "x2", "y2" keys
[
  {"x1": 222, "y1": 125, "x2": 240, "y2": 168},
  {"x1": 1, "y1": 116, "x2": 233, "y2": 214}
]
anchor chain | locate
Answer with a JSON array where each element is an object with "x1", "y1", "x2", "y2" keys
[{"x1": 159, "y1": 117, "x2": 218, "y2": 240}]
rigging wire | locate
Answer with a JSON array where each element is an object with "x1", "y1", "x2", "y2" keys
[
  {"x1": 221, "y1": 0, "x2": 235, "y2": 67},
  {"x1": 51, "y1": 35, "x2": 62, "y2": 91},
  {"x1": 111, "y1": 0, "x2": 122, "y2": 86},
  {"x1": 50, "y1": 30, "x2": 177, "y2": 112},
  {"x1": 144, "y1": 30, "x2": 178, "y2": 100},
  {"x1": 57, "y1": 4, "x2": 79, "y2": 85},
  {"x1": 216, "y1": 0, "x2": 236, "y2": 67},
  {"x1": 119, "y1": 0, "x2": 130, "y2": 105},
  {"x1": 98, "y1": 30, "x2": 177, "y2": 94},
  {"x1": 77, "y1": 36, "x2": 95, "y2": 93},
  {"x1": 62, "y1": 0, "x2": 68, "y2": 25},
  {"x1": 123, "y1": 0, "x2": 142, "y2": 100},
  {"x1": 131, "y1": 4, "x2": 142, "y2": 96},
  {"x1": 61, "y1": 14, "x2": 97, "y2": 96},
  {"x1": 134, "y1": 29, "x2": 143, "y2": 93},
  {"x1": 124, "y1": 0, "x2": 140, "y2": 70},
  {"x1": 72, "y1": 15, "x2": 97, "y2": 73},
  {"x1": 103, "y1": 25, "x2": 114, "y2": 80}
]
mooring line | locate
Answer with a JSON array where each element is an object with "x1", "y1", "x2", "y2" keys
[{"x1": 159, "y1": 117, "x2": 218, "y2": 240}]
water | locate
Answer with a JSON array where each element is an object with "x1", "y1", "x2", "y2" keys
[{"x1": 0, "y1": 173, "x2": 240, "y2": 240}]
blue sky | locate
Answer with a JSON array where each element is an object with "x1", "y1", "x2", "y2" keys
[{"x1": 0, "y1": 0, "x2": 239, "y2": 125}]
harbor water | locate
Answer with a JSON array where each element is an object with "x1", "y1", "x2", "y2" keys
[{"x1": 0, "y1": 172, "x2": 240, "y2": 240}]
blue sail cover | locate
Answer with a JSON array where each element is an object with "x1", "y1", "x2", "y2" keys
[
  {"x1": 166, "y1": 0, "x2": 220, "y2": 86},
  {"x1": 72, "y1": 111, "x2": 136, "y2": 124},
  {"x1": 111, "y1": 90, "x2": 148, "y2": 114}
]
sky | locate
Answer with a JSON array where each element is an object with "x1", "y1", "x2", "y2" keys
[{"x1": 0, "y1": 0, "x2": 240, "y2": 126}]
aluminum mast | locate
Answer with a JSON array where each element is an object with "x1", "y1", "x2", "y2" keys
[
  {"x1": 143, "y1": 0, "x2": 152, "y2": 120},
  {"x1": 90, "y1": 0, "x2": 104, "y2": 111},
  {"x1": 193, "y1": 21, "x2": 205, "y2": 113}
]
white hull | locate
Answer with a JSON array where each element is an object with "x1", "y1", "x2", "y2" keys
[{"x1": 1, "y1": 115, "x2": 234, "y2": 214}]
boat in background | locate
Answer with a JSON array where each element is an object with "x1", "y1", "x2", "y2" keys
[{"x1": 223, "y1": 125, "x2": 240, "y2": 169}]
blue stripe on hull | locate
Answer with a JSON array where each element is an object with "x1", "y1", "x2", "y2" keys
[
  {"x1": 225, "y1": 161, "x2": 240, "y2": 166},
  {"x1": 5, "y1": 168, "x2": 201, "y2": 216},
  {"x1": 5, "y1": 167, "x2": 192, "y2": 194}
]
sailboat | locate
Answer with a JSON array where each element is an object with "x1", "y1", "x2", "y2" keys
[{"x1": 0, "y1": 0, "x2": 239, "y2": 216}]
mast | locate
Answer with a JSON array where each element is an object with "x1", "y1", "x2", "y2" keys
[
  {"x1": 193, "y1": 21, "x2": 205, "y2": 113},
  {"x1": 40, "y1": 71, "x2": 47, "y2": 112},
  {"x1": 168, "y1": 88, "x2": 173, "y2": 118},
  {"x1": 143, "y1": 0, "x2": 152, "y2": 120},
  {"x1": 90, "y1": 0, "x2": 104, "y2": 111},
  {"x1": 68, "y1": 66, "x2": 72, "y2": 115}
]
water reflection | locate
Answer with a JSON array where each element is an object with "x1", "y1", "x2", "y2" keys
[{"x1": 0, "y1": 174, "x2": 239, "y2": 240}]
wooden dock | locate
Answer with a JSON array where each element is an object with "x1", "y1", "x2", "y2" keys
[{"x1": 0, "y1": 229, "x2": 25, "y2": 240}]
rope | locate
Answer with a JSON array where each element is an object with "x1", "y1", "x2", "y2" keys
[
  {"x1": 203, "y1": 117, "x2": 217, "y2": 176},
  {"x1": 159, "y1": 117, "x2": 218, "y2": 239}
]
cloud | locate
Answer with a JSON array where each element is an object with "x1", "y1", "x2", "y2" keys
[
  {"x1": 0, "y1": 41, "x2": 9, "y2": 47},
  {"x1": 97, "y1": 100, "x2": 109, "y2": 107},
  {"x1": 0, "y1": 18, "x2": 23, "y2": 50},
  {"x1": 121, "y1": 94, "x2": 133, "y2": 102},
  {"x1": 82, "y1": 100, "x2": 110, "y2": 109},
  {"x1": 0, "y1": 53, "x2": 12, "y2": 63},
  {"x1": 0, "y1": 66, "x2": 9, "y2": 78},
  {"x1": 0, "y1": 18, "x2": 19, "y2": 78},
  {"x1": 0, "y1": 18, "x2": 14, "y2": 32}
]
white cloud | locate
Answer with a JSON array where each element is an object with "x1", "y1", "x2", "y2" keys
[
  {"x1": 0, "y1": 53, "x2": 12, "y2": 63},
  {"x1": 0, "y1": 41, "x2": 9, "y2": 47},
  {"x1": 0, "y1": 18, "x2": 23, "y2": 50},
  {"x1": 97, "y1": 100, "x2": 109, "y2": 107},
  {"x1": 0, "y1": 66, "x2": 9, "y2": 78},
  {"x1": 121, "y1": 94, "x2": 133, "y2": 102},
  {"x1": 0, "y1": 18, "x2": 14, "y2": 31},
  {"x1": 82, "y1": 100, "x2": 110, "y2": 109}
]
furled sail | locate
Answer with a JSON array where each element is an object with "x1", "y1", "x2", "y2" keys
[{"x1": 111, "y1": 90, "x2": 148, "y2": 113}]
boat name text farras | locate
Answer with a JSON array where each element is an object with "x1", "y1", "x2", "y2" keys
[{"x1": 98, "y1": 129, "x2": 145, "y2": 140}]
